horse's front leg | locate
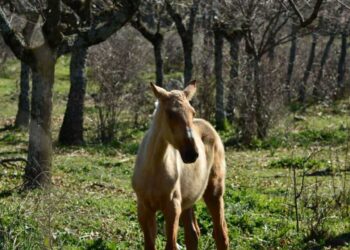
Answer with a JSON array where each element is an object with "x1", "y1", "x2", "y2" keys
[
  {"x1": 137, "y1": 201, "x2": 157, "y2": 250},
  {"x1": 164, "y1": 196, "x2": 182, "y2": 250}
]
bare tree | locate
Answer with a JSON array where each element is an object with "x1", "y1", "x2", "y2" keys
[
  {"x1": 132, "y1": 0, "x2": 171, "y2": 87},
  {"x1": 287, "y1": 0, "x2": 324, "y2": 27},
  {"x1": 165, "y1": 0, "x2": 201, "y2": 85},
  {"x1": 58, "y1": 0, "x2": 141, "y2": 146}
]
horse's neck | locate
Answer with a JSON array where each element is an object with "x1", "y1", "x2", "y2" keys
[{"x1": 147, "y1": 109, "x2": 169, "y2": 166}]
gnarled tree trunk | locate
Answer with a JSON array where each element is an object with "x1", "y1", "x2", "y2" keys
[
  {"x1": 300, "y1": 32, "x2": 318, "y2": 103},
  {"x1": 14, "y1": 62, "x2": 30, "y2": 129},
  {"x1": 183, "y1": 38, "x2": 194, "y2": 85},
  {"x1": 24, "y1": 56, "x2": 55, "y2": 189},
  {"x1": 59, "y1": 47, "x2": 88, "y2": 145},
  {"x1": 153, "y1": 35, "x2": 164, "y2": 86},
  {"x1": 14, "y1": 15, "x2": 38, "y2": 129},
  {"x1": 313, "y1": 34, "x2": 335, "y2": 99},
  {"x1": 337, "y1": 33, "x2": 347, "y2": 96},
  {"x1": 214, "y1": 29, "x2": 225, "y2": 130},
  {"x1": 226, "y1": 34, "x2": 241, "y2": 122},
  {"x1": 286, "y1": 24, "x2": 298, "y2": 103},
  {"x1": 253, "y1": 58, "x2": 268, "y2": 139}
]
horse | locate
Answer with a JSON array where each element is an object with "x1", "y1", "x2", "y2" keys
[{"x1": 132, "y1": 80, "x2": 229, "y2": 250}]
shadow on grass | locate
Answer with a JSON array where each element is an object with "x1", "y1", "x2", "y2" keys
[
  {"x1": 0, "y1": 150, "x2": 27, "y2": 156},
  {"x1": 325, "y1": 232, "x2": 350, "y2": 249},
  {"x1": 0, "y1": 125, "x2": 14, "y2": 132},
  {"x1": 309, "y1": 232, "x2": 350, "y2": 250},
  {"x1": 0, "y1": 189, "x2": 14, "y2": 199},
  {"x1": 86, "y1": 238, "x2": 116, "y2": 250},
  {"x1": 0, "y1": 134, "x2": 27, "y2": 145}
]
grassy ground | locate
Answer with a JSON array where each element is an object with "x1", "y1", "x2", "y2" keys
[{"x1": 0, "y1": 57, "x2": 350, "y2": 249}]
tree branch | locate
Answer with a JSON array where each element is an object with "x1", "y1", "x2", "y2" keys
[
  {"x1": 0, "y1": 7, "x2": 35, "y2": 66},
  {"x1": 165, "y1": 1, "x2": 187, "y2": 37},
  {"x1": 131, "y1": 13, "x2": 158, "y2": 44},
  {"x1": 58, "y1": 0, "x2": 139, "y2": 54},
  {"x1": 0, "y1": 157, "x2": 28, "y2": 168},
  {"x1": 43, "y1": 0, "x2": 63, "y2": 48},
  {"x1": 288, "y1": 0, "x2": 323, "y2": 27}
]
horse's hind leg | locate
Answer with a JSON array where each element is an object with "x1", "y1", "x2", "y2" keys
[
  {"x1": 137, "y1": 202, "x2": 157, "y2": 250},
  {"x1": 181, "y1": 207, "x2": 200, "y2": 250},
  {"x1": 203, "y1": 164, "x2": 229, "y2": 250}
]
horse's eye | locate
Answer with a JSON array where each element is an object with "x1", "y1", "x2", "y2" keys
[{"x1": 167, "y1": 110, "x2": 177, "y2": 119}]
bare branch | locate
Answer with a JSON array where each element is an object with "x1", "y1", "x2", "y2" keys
[
  {"x1": 288, "y1": 0, "x2": 323, "y2": 27},
  {"x1": 0, "y1": 157, "x2": 28, "y2": 168},
  {"x1": 0, "y1": 7, "x2": 35, "y2": 66}
]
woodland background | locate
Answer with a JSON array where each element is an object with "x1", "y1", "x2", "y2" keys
[{"x1": 0, "y1": 0, "x2": 350, "y2": 249}]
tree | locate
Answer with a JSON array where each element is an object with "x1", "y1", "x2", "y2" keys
[
  {"x1": 233, "y1": 1, "x2": 295, "y2": 140},
  {"x1": 165, "y1": 0, "x2": 201, "y2": 85},
  {"x1": 58, "y1": 0, "x2": 141, "y2": 146},
  {"x1": 58, "y1": 47, "x2": 88, "y2": 145},
  {"x1": 132, "y1": 0, "x2": 171, "y2": 87},
  {"x1": 288, "y1": 0, "x2": 324, "y2": 27}
]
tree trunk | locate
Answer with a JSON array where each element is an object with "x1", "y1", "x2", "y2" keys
[
  {"x1": 313, "y1": 34, "x2": 336, "y2": 99},
  {"x1": 214, "y1": 29, "x2": 225, "y2": 130},
  {"x1": 183, "y1": 38, "x2": 193, "y2": 86},
  {"x1": 337, "y1": 33, "x2": 347, "y2": 96},
  {"x1": 59, "y1": 47, "x2": 88, "y2": 145},
  {"x1": 300, "y1": 32, "x2": 318, "y2": 103},
  {"x1": 153, "y1": 35, "x2": 164, "y2": 87},
  {"x1": 14, "y1": 62, "x2": 30, "y2": 129},
  {"x1": 14, "y1": 15, "x2": 38, "y2": 129},
  {"x1": 239, "y1": 54, "x2": 256, "y2": 145},
  {"x1": 286, "y1": 24, "x2": 298, "y2": 103},
  {"x1": 24, "y1": 57, "x2": 55, "y2": 189},
  {"x1": 226, "y1": 35, "x2": 241, "y2": 122},
  {"x1": 253, "y1": 58, "x2": 268, "y2": 139},
  {"x1": 199, "y1": 27, "x2": 214, "y2": 120}
]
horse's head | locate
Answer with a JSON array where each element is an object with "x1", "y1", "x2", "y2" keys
[{"x1": 150, "y1": 80, "x2": 198, "y2": 164}]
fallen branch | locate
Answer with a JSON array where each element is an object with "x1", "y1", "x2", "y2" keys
[{"x1": 0, "y1": 157, "x2": 28, "y2": 168}]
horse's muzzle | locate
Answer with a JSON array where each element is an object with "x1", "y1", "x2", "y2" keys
[{"x1": 180, "y1": 149, "x2": 198, "y2": 164}]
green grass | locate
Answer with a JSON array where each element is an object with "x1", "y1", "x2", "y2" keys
[{"x1": 1, "y1": 59, "x2": 350, "y2": 249}]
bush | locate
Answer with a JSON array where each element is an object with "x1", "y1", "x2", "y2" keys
[{"x1": 269, "y1": 157, "x2": 331, "y2": 170}]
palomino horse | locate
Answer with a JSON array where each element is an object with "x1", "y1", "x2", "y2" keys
[{"x1": 132, "y1": 80, "x2": 229, "y2": 250}]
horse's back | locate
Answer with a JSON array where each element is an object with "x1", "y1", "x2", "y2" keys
[
  {"x1": 194, "y1": 118, "x2": 226, "y2": 190},
  {"x1": 194, "y1": 118, "x2": 225, "y2": 158}
]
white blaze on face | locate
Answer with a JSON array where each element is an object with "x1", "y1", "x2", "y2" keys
[{"x1": 186, "y1": 126, "x2": 194, "y2": 140}]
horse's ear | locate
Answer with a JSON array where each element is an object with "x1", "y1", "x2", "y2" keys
[
  {"x1": 150, "y1": 82, "x2": 169, "y2": 100},
  {"x1": 184, "y1": 80, "x2": 197, "y2": 100}
]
